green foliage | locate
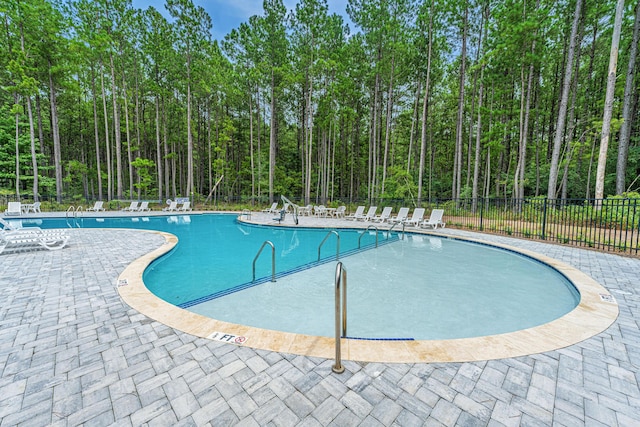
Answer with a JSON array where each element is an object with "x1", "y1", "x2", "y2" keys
[
  {"x1": 64, "y1": 160, "x2": 88, "y2": 195},
  {"x1": 0, "y1": 0, "x2": 637, "y2": 207},
  {"x1": 131, "y1": 157, "x2": 156, "y2": 197}
]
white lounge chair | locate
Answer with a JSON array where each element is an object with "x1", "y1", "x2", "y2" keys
[
  {"x1": 359, "y1": 206, "x2": 378, "y2": 221},
  {"x1": 137, "y1": 201, "x2": 150, "y2": 211},
  {"x1": 389, "y1": 207, "x2": 410, "y2": 224},
  {"x1": 404, "y1": 208, "x2": 426, "y2": 227},
  {"x1": 178, "y1": 201, "x2": 192, "y2": 211},
  {"x1": 0, "y1": 228, "x2": 69, "y2": 255},
  {"x1": 163, "y1": 201, "x2": 178, "y2": 211},
  {"x1": 4, "y1": 202, "x2": 22, "y2": 216},
  {"x1": 87, "y1": 201, "x2": 105, "y2": 211},
  {"x1": 121, "y1": 201, "x2": 139, "y2": 211},
  {"x1": 421, "y1": 209, "x2": 446, "y2": 229},
  {"x1": 372, "y1": 207, "x2": 393, "y2": 223},
  {"x1": 261, "y1": 202, "x2": 278, "y2": 214},
  {"x1": 345, "y1": 206, "x2": 365, "y2": 220}
]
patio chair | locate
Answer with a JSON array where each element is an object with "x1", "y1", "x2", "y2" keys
[
  {"x1": 314, "y1": 205, "x2": 327, "y2": 217},
  {"x1": 345, "y1": 206, "x2": 365, "y2": 220},
  {"x1": 137, "y1": 201, "x2": 151, "y2": 211},
  {"x1": 404, "y1": 208, "x2": 426, "y2": 227},
  {"x1": 299, "y1": 204, "x2": 313, "y2": 216},
  {"x1": 163, "y1": 201, "x2": 178, "y2": 211},
  {"x1": 87, "y1": 201, "x2": 105, "y2": 212},
  {"x1": 372, "y1": 207, "x2": 393, "y2": 223},
  {"x1": 359, "y1": 206, "x2": 378, "y2": 221},
  {"x1": 420, "y1": 209, "x2": 446, "y2": 229},
  {"x1": 389, "y1": 207, "x2": 410, "y2": 224},
  {"x1": 4, "y1": 202, "x2": 22, "y2": 216},
  {"x1": 29, "y1": 202, "x2": 41, "y2": 213},
  {"x1": 178, "y1": 201, "x2": 192, "y2": 211},
  {"x1": 334, "y1": 206, "x2": 346, "y2": 218},
  {"x1": 121, "y1": 201, "x2": 139, "y2": 211}
]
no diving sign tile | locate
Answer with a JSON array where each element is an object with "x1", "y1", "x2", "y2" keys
[{"x1": 207, "y1": 331, "x2": 248, "y2": 345}]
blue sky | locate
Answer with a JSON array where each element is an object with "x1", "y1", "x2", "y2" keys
[{"x1": 131, "y1": 0, "x2": 350, "y2": 41}]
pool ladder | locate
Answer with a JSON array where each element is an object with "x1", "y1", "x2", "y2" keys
[
  {"x1": 65, "y1": 206, "x2": 84, "y2": 228},
  {"x1": 252, "y1": 241, "x2": 276, "y2": 282},
  {"x1": 333, "y1": 261, "x2": 347, "y2": 374},
  {"x1": 318, "y1": 230, "x2": 340, "y2": 261}
]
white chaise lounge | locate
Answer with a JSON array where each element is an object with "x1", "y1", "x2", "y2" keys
[
  {"x1": 421, "y1": 209, "x2": 446, "y2": 229},
  {"x1": 389, "y1": 207, "x2": 410, "y2": 224},
  {"x1": 87, "y1": 201, "x2": 105, "y2": 211},
  {"x1": 0, "y1": 227, "x2": 69, "y2": 255},
  {"x1": 345, "y1": 206, "x2": 365, "y2": 221},
  {"x1": 121, "y1": 202, "x2": 139, "y2": 211},
  {"x1": 372, "y1": 207, "x2": 393, "y2": 223},
  {"x1": 404, "y1": 208, "x2": 426, "y2": 227}
]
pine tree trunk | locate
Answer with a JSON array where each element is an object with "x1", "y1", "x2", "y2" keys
[
  {"x1": 48, "y1": 61, "x2": 63, "y2": 203},
  {"x1": 595, "y1": 0, "x2": 625, "y2": 202},
  {"x1": 453, "y1": 3, "x2": 468, "y2": 200},
  {"x1": 417, "y1": 7, "x2": 433, "y2": 204},
  {"x1": 100, "y1": 61, "x2": 112, "y2": 201},
  {"x1": 616, "y1": 0, "x2": 640, "y2": 194},
  {"x1": 548, "y1": 0, "x2": 582, "y2": 199},
  {"x1": 269, "y1": 69, "x2": 277, "y2": 203},
  {"x1": 90, "y1": 65, "x2": 103, "y2": 200},
  {"x1": 110, "y1": 53, "x2": 122, "y2": 199}
]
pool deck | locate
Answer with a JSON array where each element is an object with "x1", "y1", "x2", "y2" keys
[{"x1": 1, "y1": 210, "x2": 640, "y2": 425}]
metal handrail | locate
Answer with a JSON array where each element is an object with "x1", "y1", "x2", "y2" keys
[
  {"x1": 333, "y1": 261, "x2": 347, "y2": 374},
  {"x1": 358, "y1": 225, "x2": 379, "y2": 249},
  {"x1": 252, "y1": 240, "x2": 276, "y2": 282},
  {"x1": 65, "y1": 205, "x2": 84, "y2": 218},
  {"x1": 318, "y1": 230, "x2": 340, "y2": 261},
  {"x1": 386, "y1": 221, "x2": 405, "y2": 240}
]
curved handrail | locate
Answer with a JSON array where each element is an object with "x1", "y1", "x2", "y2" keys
[
  {"x1": 386, "y1": 221, "x2": 405, "y2": 240},
  {"x1": 358, "y1": 225, "x2": 379, "y2": 249},
  {"x1": 318, "y1": 230, "x2": 340, "y2": 261},
  {"x1": 65, "y1": 205, "x2": 84, "y2": 218},
  {"x1": 252, "y1": 240, "x2": 276, "y2": 282},
  {"x1": 333, "y1": 261, "x2": 347, "y2": 374}
]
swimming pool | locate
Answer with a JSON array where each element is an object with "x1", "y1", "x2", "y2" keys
[
  {"x1": 19, "y1": 214, "x2": 581, "y2": 341},
  {"x1": 189, "y1": 234, "x2": 580, "y2": 340}
]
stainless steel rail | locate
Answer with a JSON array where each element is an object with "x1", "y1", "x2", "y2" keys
[
  {"x1": 333, "y1": 261, "x2": 347, "y2": 374},
  {"x1": 252, "y1": 240, "x2": 276, "y2": 282},
  {"x1": 318, "y1": 230, "x2": 340, "y2": 261},
  {"x1": 387, "y1": 221, "x2": 405, "y2": 240},
  {"x1": 358, "y1": 225, "x2": 379, "y2": 248}
]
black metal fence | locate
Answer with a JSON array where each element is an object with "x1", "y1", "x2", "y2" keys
[
  {"x1": 413, "y1": 198, "x2": 640, "y2": 256},
  {"x1": 2, "y1": 194, "x2": 639, "y2": 256}
]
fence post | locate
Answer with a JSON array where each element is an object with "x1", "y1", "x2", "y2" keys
[
  {"x1": 479, "y1": 197, "x2": 484, "y2": 231},
  {"x1": 541, "y1": 197, "x2": 548, "y2": 240}
]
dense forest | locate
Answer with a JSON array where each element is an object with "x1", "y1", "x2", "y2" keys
[{"x1": 0, "y1": 0, "x2": 639, "y2": 207}]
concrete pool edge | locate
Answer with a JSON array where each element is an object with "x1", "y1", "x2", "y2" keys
[{"x1": 117, "y1": 228, "x2": 619, "y2": 364}]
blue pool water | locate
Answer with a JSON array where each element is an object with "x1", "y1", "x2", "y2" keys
[{"x1": 22, "y1": 214, "x2": 580, "y2": 340}]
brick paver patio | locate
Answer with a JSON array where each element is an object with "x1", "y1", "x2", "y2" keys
[{"x1": 1, "y1": 214, "x2": 639, "y2": 426}]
